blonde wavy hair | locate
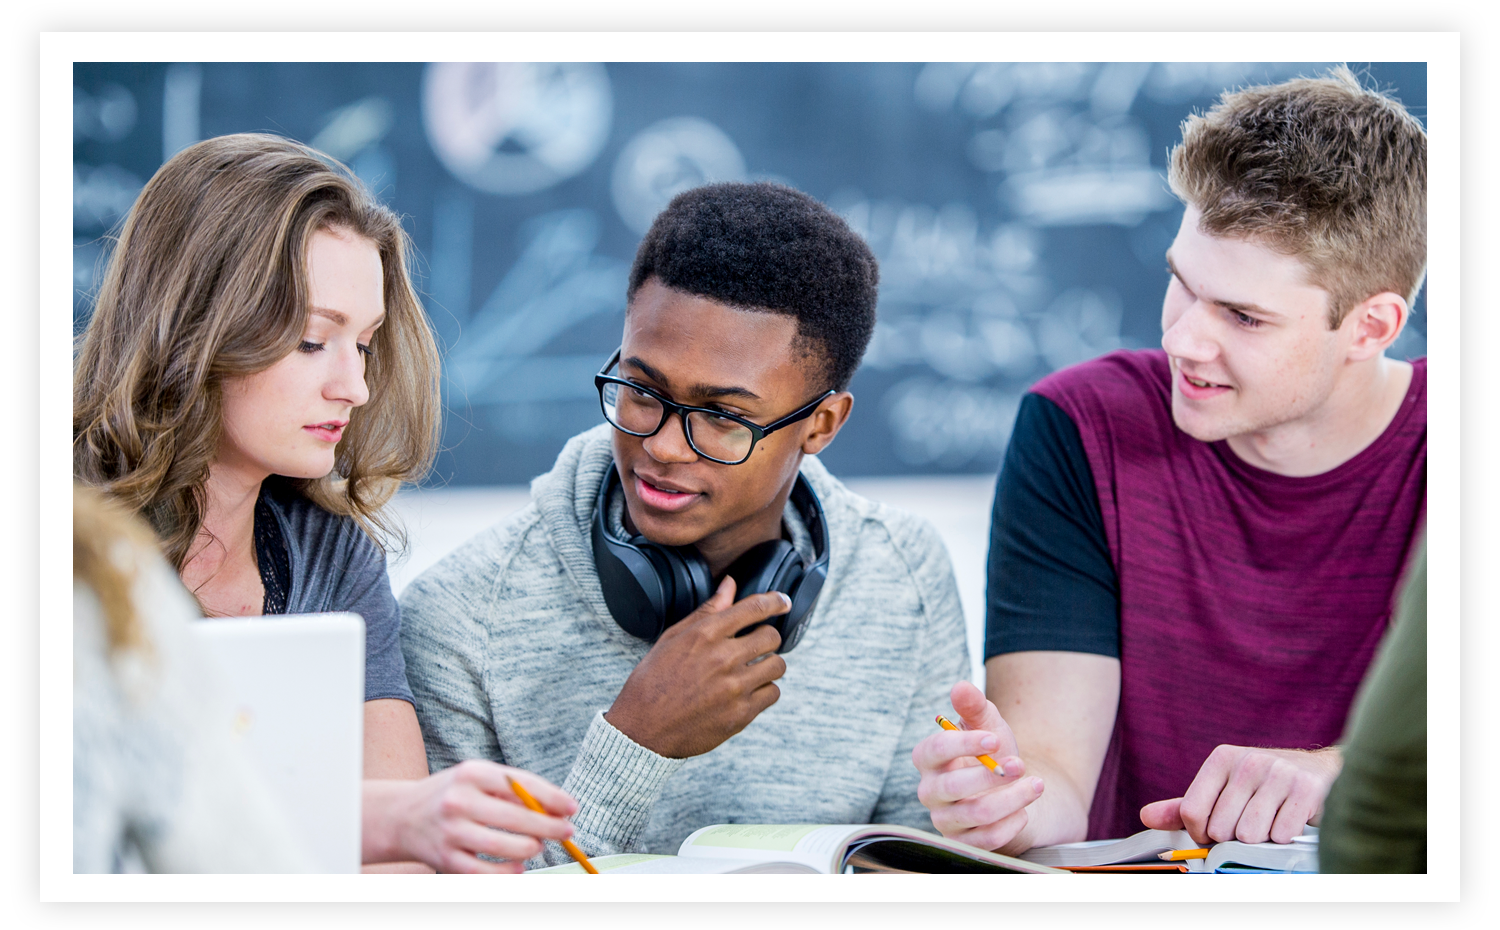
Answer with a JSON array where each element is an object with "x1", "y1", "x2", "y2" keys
[
  {"x1": 1168, "y1": 65, "x2": 1427, "y2": 329},
  {"x1": 73, "y1": 133, "x2": 441, "y2": 569},
  {"x1": 74, "y1": 483, "x2": 158, "y2": 656}
]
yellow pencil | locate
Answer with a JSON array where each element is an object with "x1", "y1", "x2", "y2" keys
[
  {"x1": 1158, "y1": 848, "x2": 1210, "y2": 861},
  {"x1": 935, "y1": 714, "x2": 1000, "y2": 773},
  {"x1": 507, "y1": 776, "x2": 599, "y2": 874}
]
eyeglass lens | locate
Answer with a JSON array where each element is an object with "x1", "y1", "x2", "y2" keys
[{"x1": 601, "y1": 381, "x2": 756, "y2": 463}]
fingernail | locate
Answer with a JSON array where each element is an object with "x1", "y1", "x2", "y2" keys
[
  {"x1": 1032, "y1": 778, "x2": 1044, "y2": 793},
  {"x1": 980, "y1": 735, "x2": 998, "y2": 751},
  {"x1": 778, "y1": 592, "x2": 792, "y2": 609}
]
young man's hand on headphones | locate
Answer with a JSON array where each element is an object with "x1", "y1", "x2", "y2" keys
[{"x1": 603, "y1": 575, "x2": 791, "y2": 758}]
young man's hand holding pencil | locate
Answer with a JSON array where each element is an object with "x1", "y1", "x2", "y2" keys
[{"x1": 911, "y1": 681, "x2": 1042, "y2": 855}]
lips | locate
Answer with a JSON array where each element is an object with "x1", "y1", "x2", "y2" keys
[
  {"x1": 1176, "y1": 367, "x2": 1233, "y2": 401},
  {"x1": 632, "y1": 473, "x2": 703, "y2": 513},
  {"x1": 304, "y1": 420, "x2": 348, "y2": 442}
]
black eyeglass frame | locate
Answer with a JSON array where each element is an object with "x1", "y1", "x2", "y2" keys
[{"x1": 594, "y1": 348, "x2": 835, "y2": 465}]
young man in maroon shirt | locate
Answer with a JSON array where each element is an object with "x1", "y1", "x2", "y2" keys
[{"x1": 913, "y1": 66, "x2": 1427, "y2": 853}]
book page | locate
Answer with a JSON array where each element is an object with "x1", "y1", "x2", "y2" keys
[
  {"x1": 610, "y1": 856, "x2": 817, "y2": 874},
  {"x1": 1204, "y1": 839, "x2": 1319, "y2": 872},
  {"x1": 1021, "y1": 829, "x2": 1197, "y2": 867},
  {"x1": 678, "y1": 823, "x2": 1067, "y2": 873},
  {"x1": 527, "y1": 852, "x2": 819, "y2": 874},
  {"x1": 527, "y1": 853, "x2": 671, "y2": 874},
  {"x1": 679, "y1": 824, "x2": 859, "y2": 871}
]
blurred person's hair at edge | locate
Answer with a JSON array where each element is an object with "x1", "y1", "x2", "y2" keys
[{"x1": 73, "y1": 482, "x2": 312, "y2": 872}]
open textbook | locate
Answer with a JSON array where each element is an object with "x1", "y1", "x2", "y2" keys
[
  {"x1": 1020, "y1": 827, "x2": 1320, "y2": 873},
  {"x1": 528, "y1": 823, "x2": 1069, "y2": 874}
]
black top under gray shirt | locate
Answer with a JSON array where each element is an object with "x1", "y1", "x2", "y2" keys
[
  {"x1": 985, "y1": 393, "x2": 1120, "y2": 661},
  {"x1": 251, "y1": 477, "x2": 415, "y2": 705}
]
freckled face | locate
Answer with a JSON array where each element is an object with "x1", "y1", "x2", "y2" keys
[
  {"x1": 1159, "y1": 206, "x2": 1357, "y2": 443},
  {"x1": 216, "y1": 228, "x2": 386, "y2": 482}
]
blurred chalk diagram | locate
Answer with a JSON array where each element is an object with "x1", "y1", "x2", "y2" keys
[{"x1": 72, "y1": 61, "x2": 1428, "y2": 485}]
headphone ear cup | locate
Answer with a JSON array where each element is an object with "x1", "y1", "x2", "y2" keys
[
  {"x1": 592, "y1": 515, "x2": 671, "y2": 641},
  {"x1": 725, "y1": 539, "x2": 803, "y2": 598},
  {"x1": 723, "y1": 539, "x2": 804, "y2": 644},
  {"x1": 656, "y1": 545, "x2": 714, "y2": 627},
  {"x1": 778, "y1": 560, "x2": 825, "y2": 653}
]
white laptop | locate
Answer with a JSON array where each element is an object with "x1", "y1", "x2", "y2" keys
[{"x1": 190, "y1": 613, "x2": 365, "y2": 873}]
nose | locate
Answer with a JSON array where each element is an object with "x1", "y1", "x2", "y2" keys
[
  {"x1": 1160, "y1": 298, "x2": 1219, "y2": 365},
  {"x1": 641, "y1": 410, "x2": 699, "y2": 464},
  {"x1": 326, "y1": 344, "x2": 371, "y2": 408}
]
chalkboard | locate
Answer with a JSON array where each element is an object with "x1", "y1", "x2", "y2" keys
[{"x1": 72, "y1": 61, "x2": 1427, "y2": 485}]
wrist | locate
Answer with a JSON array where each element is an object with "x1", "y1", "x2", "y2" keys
[
  {"x1": 361, "y1": 779, "x2": 415, "y2": 865},
  {"x1": 603, "y1": 707, "x2": 668, "y2": 757}
]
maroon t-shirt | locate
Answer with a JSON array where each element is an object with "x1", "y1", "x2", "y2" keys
[{"x1": 1029, "y1": 349, "x2": 1426, "y2": 840}]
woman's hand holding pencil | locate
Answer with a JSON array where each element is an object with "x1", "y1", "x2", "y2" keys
[{"x1": 364, "y1": 760, "x2": 580, "y2": 873}]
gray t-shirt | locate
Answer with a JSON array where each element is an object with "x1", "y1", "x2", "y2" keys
[{"x1": 258, "y1": 479, "x2": 414, "y2": 705}]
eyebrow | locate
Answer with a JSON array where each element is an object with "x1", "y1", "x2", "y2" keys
[
  {"x1": 1165, "y1": 254, "x2": 1281, "y2": 320},
  {"x1": 311, "y1": 307, "x2": 386, "y2": 329},
  {"x1": 623, "y1": 356, "x2": 762, "y2": 403}
]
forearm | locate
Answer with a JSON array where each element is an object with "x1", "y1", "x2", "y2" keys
[
  {"x1": 363, "y1": 861, "x2": 434, "y2": 873},
  {"x1": 361, "y1": 779, "x2": 417, "y2": 865},
  {"x1": 985, "y1": 652, "x2": 1120, "y2": 853},
  {"x1": 999, "y1": 753, "x2": 1094, "y2": 854}
]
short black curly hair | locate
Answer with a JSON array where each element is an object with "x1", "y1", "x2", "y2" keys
[{"x1": 626, "y1": 181, "x2": 879, "y2": 393}]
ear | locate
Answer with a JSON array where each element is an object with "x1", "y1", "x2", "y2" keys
[
  {"x1": 800, "y1": 392, "x2": 855, "y2": 456},
  {"x1": 1342, "y1": 291, "x2": 1409, "y2": 362}
]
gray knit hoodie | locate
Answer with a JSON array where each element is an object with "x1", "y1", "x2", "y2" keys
[{"x1": 399, "y1": 424, "x2": 969, "y2": 867}]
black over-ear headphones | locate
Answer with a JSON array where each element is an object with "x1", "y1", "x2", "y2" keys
[{"x1": 591, "y1": 465, "x2": 829, "y2": 653}]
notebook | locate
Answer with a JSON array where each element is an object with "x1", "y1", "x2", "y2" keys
[{"x1": 190, "y1": 613, "x2": 365, "y2": 873}]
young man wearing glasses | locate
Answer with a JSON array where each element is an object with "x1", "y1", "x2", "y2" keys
[
  {"x1": 400, "y1": 182, "x2": 968, "y2": 868},
  {"x1": 912, "y1": 68, "x2": 1427, "y2": 854}
]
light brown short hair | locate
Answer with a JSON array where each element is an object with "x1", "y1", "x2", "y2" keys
[
  {"x1": 1168, "y1": 65, "x2": 1427, "y2": 328},
  {"x1": 73, "y1": 133, "x2": 441, "y2": 569}
]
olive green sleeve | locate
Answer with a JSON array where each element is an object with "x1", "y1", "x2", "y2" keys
[{"x1": 1319, "y1": 536, "x2": 1426, "y2": 873}]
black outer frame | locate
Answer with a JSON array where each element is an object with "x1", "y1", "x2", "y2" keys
[
  {"x1": 11, "y1": 0, "x2": 1488, "y2": 918},
  {"x1": 593, "y1": 347, "x2": 834, "y2": 465}
]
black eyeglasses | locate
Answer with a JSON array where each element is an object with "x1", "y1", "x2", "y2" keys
[{"x1": 595, "y1": 348, "x2": 834, "y2": 465}]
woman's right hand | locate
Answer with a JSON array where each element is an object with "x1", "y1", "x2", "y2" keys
[{"x1": 363, "y1": 761, "x2": 579, "y2": 873}]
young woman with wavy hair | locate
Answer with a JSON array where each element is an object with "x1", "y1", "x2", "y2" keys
[{"x1": 74, "y1": 133, "x2": 577, "y2": 873}]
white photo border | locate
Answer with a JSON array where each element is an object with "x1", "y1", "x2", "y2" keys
[{"x1": 43, "y1": 31, "x2": 1458, "y2": 906}]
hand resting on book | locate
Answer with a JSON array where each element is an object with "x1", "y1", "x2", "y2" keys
[{"x1": 1139, "y1": 743, "x2": 1343, "y2": 846}]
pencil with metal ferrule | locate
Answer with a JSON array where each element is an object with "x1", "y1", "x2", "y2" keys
[
  {"x1": 507, "y1": 776, "x2": 599, "y2": 874},
  {"x1": 935, "y1": 714, "x2": 1001, "y2": 773},
  {"x1": 1158, "y1": 848, "x2": 1210, "y2": 861}
]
